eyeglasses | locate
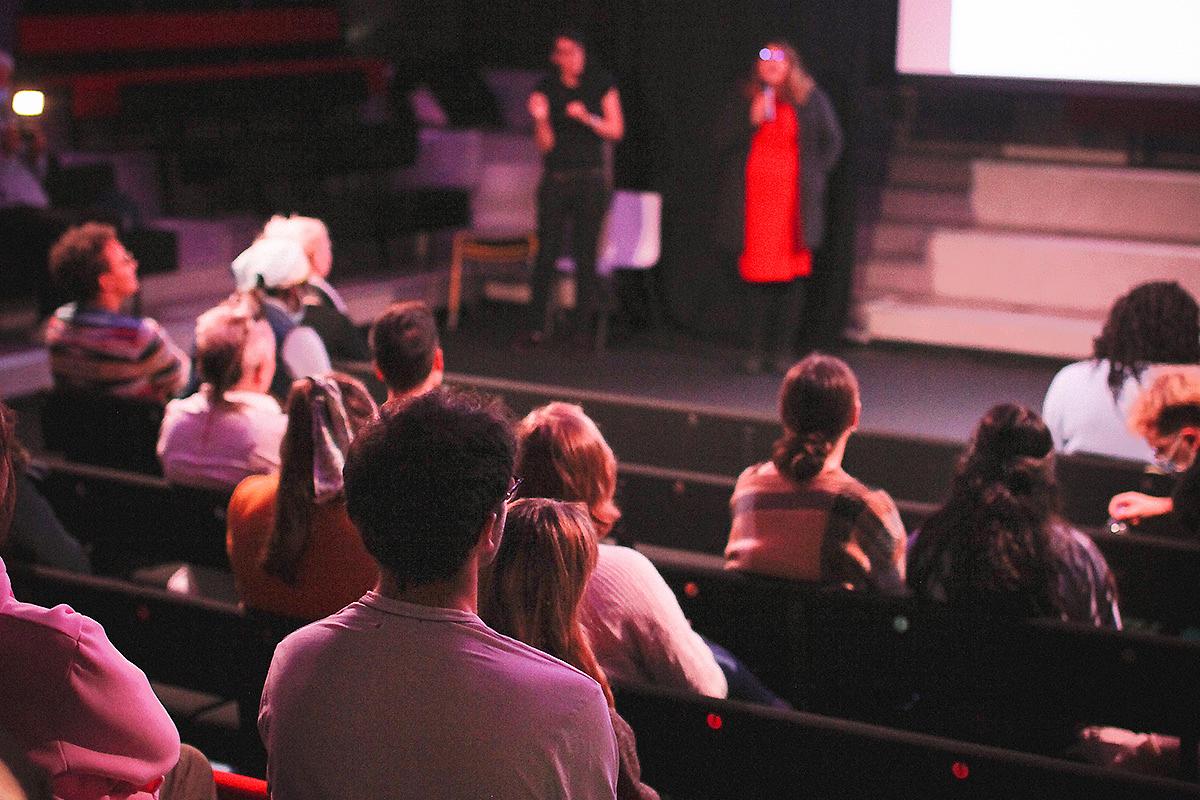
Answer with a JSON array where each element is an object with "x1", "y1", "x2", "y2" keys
[
  {"x1": 504, "y1": 477, "x2": 524, "y2": 504},
  {"x1": 759, "y1": 47, "x2": 786, "y2": 63}
]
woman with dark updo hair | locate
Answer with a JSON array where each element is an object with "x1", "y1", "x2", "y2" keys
[
  {"x1": 908, "y1": 403, "x2": 1120, "y2": 626},
  {"x1": 725, "y1": 353, "x2": 906, "y2": 593}
]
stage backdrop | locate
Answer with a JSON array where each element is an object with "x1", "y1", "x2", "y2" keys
[{"x1": 344, "y1": 0, "x2": 898, "y2": 341}]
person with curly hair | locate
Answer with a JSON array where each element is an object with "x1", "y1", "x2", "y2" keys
[
  {"x1": 909, "y1": 403, "x2": 1120, "y2": 626},
  {"x1": 725, "y1": 353, "x2": 905, "y2": 592},
  {"x1": 1108, "y1": 366, "x2": 1200, "y2": 537},
  {"x1": 1043, "y1": 282, "x2": 1200, "y2": 462}
]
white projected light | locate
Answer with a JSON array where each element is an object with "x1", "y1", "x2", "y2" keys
[
  {"x1": 12, "y1": 90, "x2": 45, "y2": 116},
  {"x1": 897, "y1": 0, "x2": 1200, "y2": 88}
]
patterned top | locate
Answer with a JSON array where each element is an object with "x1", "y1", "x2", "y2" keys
[
  {"x1": 907, "y1": 522, "x2": 1122, "y2": 629},
  {"x1": 725, "y1": 461, "x2": 907, "y2": 594},
  {"x1": 45, "y1": 303, "x2": 189, "y2": 402}
]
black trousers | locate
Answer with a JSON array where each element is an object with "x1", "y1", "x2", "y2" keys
[
  {"x1": 528, "y1": 168, "x2": 610, "y2": 332},
  {"x1": 743, "y1": 278, "x2": 809, "y2": 360}
]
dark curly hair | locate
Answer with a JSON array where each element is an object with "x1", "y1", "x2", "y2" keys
[
  {"x1": 343, "y1": 387, "x2": 515, "y2": 590},
  {"x1": 772, "y1": 353, "x2": 859, "y2": 483},
  {"x1": 908, "y1": 404, "x2": 1070, "y2": 618},
  {"x1": 48, "y1": 222, "x2": 119, "y2": 305},
  {"x1": 1093, "y1": 282, "x2": 1200, "y2": 397}
]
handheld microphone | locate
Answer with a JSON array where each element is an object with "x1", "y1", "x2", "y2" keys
[{"x1": 761, "y1": 84, "x2": 775, "y2": 123}]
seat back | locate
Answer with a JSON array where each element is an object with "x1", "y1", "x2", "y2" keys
[
  {"x1": 599, "y1": 190, "x2": 662, "y2": 273},
  {"x1": 470, "y1": 162, "x2": 540, "y2": 236},
  {"x1": 40, "y1": 390, "x2": 164, "y2": 475}
]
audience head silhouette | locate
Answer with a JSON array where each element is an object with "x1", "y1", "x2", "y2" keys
[
  {"x1": 193, "y1": 298, "x2": 276, "y2": 402},
  {"x1": 1093, "y1": 281, "x2": 1200, "y2": 395},
  {"x1": 515, "y1": 402, "x2": 620, "y2": 539},
  {"x1": 370, "y1": 301, "x2": 443, "y2": 401},
  {"x1": 48, "y1": 223, "x2": 136, "y2": 309},
  {"x1": 773, "y1": 353, "x2": 860, "y2": 482}
]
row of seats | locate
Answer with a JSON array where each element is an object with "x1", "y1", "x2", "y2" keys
[{"x1": 9, "y1": 560, "x2": 1200, "y2": 795}]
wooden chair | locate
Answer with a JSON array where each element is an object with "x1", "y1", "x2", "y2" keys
[{"x1": 446, "y1": 162, "x2": 540, "y2": 330}]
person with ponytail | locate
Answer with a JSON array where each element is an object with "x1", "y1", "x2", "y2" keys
[
  {"x1": 725, "y1": 353, "x2": 905, "y2": 592},
  {"x1": 908, "y1": 404, "x2": 1120, "y2": 627},
  {"x1": 226, "y1": 373, "x2": 379, "y2": 620},
  {"x1": 156, "y1": 297, "x2": 287, "y2": 490},
  {"x1": 481, "y1": 499, "x2": 659, "y2": 800}
]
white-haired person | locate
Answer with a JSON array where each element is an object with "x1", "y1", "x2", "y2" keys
[
  {"x1": 230, "y1": 237, "x2": 332, "y2": 398},
  {"x1": 258, "y1": 214, "x2": 369, "y2": 362},
  {"x1": 157, "y1": 298, "x2": 287, "y2": 490}
]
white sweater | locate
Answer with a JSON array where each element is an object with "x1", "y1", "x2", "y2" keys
[{"x1": 580, "y1": 543, "x2": 728, "y2": 698}]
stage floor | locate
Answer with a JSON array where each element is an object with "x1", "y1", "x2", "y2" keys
[{"x1": 440, "y1": 304, "x2": 1067, "y2": 444}]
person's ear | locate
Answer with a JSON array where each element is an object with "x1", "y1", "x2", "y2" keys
[{"x1": 477, "y1": 508, "x2": 505, "y2": 564}]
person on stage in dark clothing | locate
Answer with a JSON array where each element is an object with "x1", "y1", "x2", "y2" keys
[
  {"x1": 712, "y1": 40, "x2": 842, "y2": 375},
  {"x1": 516, "y1": 28, "x2": 624, "y2": 351}
]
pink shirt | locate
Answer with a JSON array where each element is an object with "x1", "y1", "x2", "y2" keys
[{"x1": 0, "y1": 558, "x2": 180, "y2": 800}]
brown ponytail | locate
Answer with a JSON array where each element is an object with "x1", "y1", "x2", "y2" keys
[{"x1": 772, "y1": 354, "x2": 859, "y2": 483}]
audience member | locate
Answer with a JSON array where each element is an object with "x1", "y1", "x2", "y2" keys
[
  {"x1": 1108, "y1": 367, "x2": 1200, "y2": 536},
  {"x1": 1043, "y1": 282, "x2": 1200, "y2": 462},
  {"x1": 260, "y1": 214, "x2": 369, "y2": 361},
  {"x1": 44, "y1": 223, "x2": 189, "y2": 402},
  {"x1": 157, "y1": 299, "x2": 287, "y2": 490},
  {"x1": 0, "y1": 402, "x2": 216, "y2": 800},
  {"x1": 481, "y1": 498, "x2": 660, "y2": 800},
  {"x1": 0, "y1": 407, "x2": 89, "y2": 572},
  {"x1": 230, "y1": 237, "x2": 332, "y2": 398},
  {"x1": 369, "y1": 300, "x2": 444, "y2": 402},
  {"x1": 227, "y1": 374, "x2": 379, "y2": 620},
  {"x1": 515, "y1": 402, "x2": 728, "y2": 699},
  {"x1": 909, "y1": 404, "x2": 1120, "y2": 626},
  {"x1": 259, "y1": 389, "x2": 618, "y2": 799},
  {"x1": 725, "y1": 354, "x2": 906, "y2": 593}
]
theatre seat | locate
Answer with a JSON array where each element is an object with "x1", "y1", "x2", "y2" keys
[{"x1": 214, "y1": 771, "x2": 267, "y2": 800}]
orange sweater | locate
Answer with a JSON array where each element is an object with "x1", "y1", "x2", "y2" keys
[{"x1": 226, "y1": 474, "x2": 378, "y2": 621}]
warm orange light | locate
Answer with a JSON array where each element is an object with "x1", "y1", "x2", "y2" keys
[{"x1": 13, "y1": 90, "x2": 45, "y2": 116}]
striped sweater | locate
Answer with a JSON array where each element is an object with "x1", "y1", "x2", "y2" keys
[
  {"x1": 726, "y1": 461, "x2": 907, "y2": 594},
  {"x1": 45, "y1": 303, "x2": 189, "y2": 402}
]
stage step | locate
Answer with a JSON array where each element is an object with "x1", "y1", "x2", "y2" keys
[
  {"x1": 929, "y1": 229, "x2": 1200, "y2": 313},
  {"x1": 971, "y1": 160, "x2": 1200, "y2": 244},
  {"x1": 879, "y1": 187, "x2": 974, "y2": 227},
  {"x1": 886, "y1": 152, "x2": 974, "y2": 192},
  {"x1": 859, "y1": 257, "x2": 934, "y2": 296},
  {"x1": 860, "y1": 296, "x2": 1099, "y2": 359},
  {"x1": 147, "y1": 216, "x2": 260, "y2": 273},
  {"x1": 857, "y1": 222, "x2": 934, "y2": 260}
]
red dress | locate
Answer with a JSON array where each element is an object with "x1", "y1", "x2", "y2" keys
[{"x1": 738, "y1": 100, "x2": 812, "y2": 283}]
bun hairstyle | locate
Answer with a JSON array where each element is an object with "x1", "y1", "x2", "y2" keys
[
  {"x1": 772, "y1": 354, "x2": 859, "y2": 482},
  {"x1": 909, "y1": 404, "x2": 1071, "y2": 618},
  {"x1": 194, "y1": 298, "x2": 266, "y2": 404}
]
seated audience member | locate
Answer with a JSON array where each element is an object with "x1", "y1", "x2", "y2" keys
[
  {"x1": 260, "y1": 214, "x2": 369, "y2": 361},
  {"x1": 44, "y1": 223, "x2": 189, "y2": 402},
  {"x1": 482, "y1": 498, "x2": 660, "y2": 800},
  {"x1": 259, "y1": 389, "x2": 618, "y2": 799},
  {"x1": 0, "y1": 408, "x2": 89, "y2": 572},
  {"x1": 227, "y1": 374, "x2": 379, "y2": 620},
  {"x1": 157, "y1": 300, "x2": 287, "y2": 490},
  {"x1": 0, "y1": 724, "x2": 51, "y2": 800},
  {"x1": 1109, "y1": 367, "x2": 1200, "y2": 536},
  {"x1": 909, "y1": 404, "x2": 1120, "y2": 627},
  {"x1": 230, "y1": 238, "x2": 332, "y2": 399},
  {"x1": 1043, "y1": 282, "x2": 1200, "y2": 462},
  {"x1": 516, "y1": 403, "x2": 728, "y2": 699},
  {"x1": 0, "y1": 403, "x2": 215, "y2": 800},
  {"x1": 370, "y1": 300, "x2": 444, "y2": 402},
  {"x1": 725, "y1": 354, "x2": 906, "y2": 593}
]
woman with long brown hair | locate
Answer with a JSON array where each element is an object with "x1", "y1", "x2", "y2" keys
[
  {"x1": 226, "y1": 373, "x2": 379, "y2": 620},
  {"x1": 481, "y1": 498, "x2": 659, "y2": 800},
  {"x1": 713, "y1": 40, "x2": 843, "y2": 374},
  {"x1": 726, "y1": 353, "x2": 906, "y2": 591}
]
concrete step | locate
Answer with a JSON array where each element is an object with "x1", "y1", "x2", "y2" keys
[
  {"x1": 856, "y1": 222, "x2": 934, "y2": 261},
  {"x1": 971, "y1": 160, "x2": 1200, "y2": 244},
  {"x1": 858, "y1": 257, "x2": 934, "y2": 296},
  {"x1": 860, "y1": 296, "x2": 1101, "y2": 359},
  {"x1": 886, "y1": 152, "x2": 974, "y2": 192},
  {"x1": 879, "y1": 187, "x2": 975, "y2": 227},
  {"x1": 929, "y1": 229, "x2": 1200, "y2": 314}
]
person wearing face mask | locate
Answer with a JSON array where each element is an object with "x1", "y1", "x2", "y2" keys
[
  {"x1": 1108, "y1": 367, "x2": 1200, "y2": 536},
  {"x1": 713, "y1": 40, "x2": 842, "y2": 375}
]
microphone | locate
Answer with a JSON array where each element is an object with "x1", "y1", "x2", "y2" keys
[{"x1": 761, "y1": 84, "x2": 775, "y2": 123}]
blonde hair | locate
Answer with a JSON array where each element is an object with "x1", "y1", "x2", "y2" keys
[
  {"x1": 754, "y1": 40, "x2": 815, "y2": 106},
  {"x1": 515, "y1": 403, "x2": 620, "y2": 538},
  {"x1": 261, "y1": 214, "x2": 331, "y2": 277},
  {"x1": 1129, "y1": 366, "x2": 1200, "y2": 439},
  {"x1": 194, "y1": 297, "x2": 273, "y2": 402},
  {"x1": 480, "y1": 498, "x2": 614, "y2": 707}
]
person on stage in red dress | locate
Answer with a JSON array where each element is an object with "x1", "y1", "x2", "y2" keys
[{"x1": 713, "y1": 40, "x2": 843, "y2": 374}]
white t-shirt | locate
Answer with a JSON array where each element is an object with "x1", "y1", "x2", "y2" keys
[
  {"x1": 580, "y1": 543, "x2": 728, "y2": 698},
  {"x1": 259, "y1": 592, "x2": 619, "y2": 800},
  {"x1": 1042, "y1": 359, "x2": 1154, "y2": 463},
  {"x1": 156, "y1": 390, "x2": 287, "y2": 490}
]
